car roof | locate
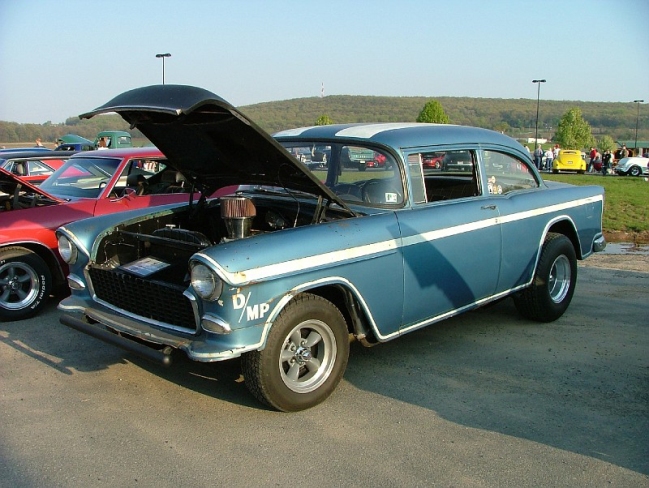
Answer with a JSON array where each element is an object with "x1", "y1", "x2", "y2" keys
[
  {"x1": 0, "y1": 150, "x2": 76, "y2": 162},
  {"x1": 273, "y1": 123, "x2": 525, "y2": 154},
  {"x1": 69, "y1": 146, "x2": 164, "y2": 159}
]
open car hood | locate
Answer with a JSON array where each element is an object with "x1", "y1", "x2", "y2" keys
[
  {"x1": 0, "y1": 166, "x2": 64, "y2": 203},
  {"x1": 80, "y1": 85, "x2": 350, "y2": 210}
]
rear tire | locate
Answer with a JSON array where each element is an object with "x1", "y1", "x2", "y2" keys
[
  {"x1": 629, "y1": 166, "x2": 641, "y2": 177},
  {"x1": 0, "y1": 246, "x2": 52, "y2": 321},
  {"x1": 241, "y1": 294, "x2": 349, "y2": 411},
  {"x1": 513, "y1": 233, "x2": 577, "y2": 322}
]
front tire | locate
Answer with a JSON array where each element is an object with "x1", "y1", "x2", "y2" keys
[
  {"x1": 513, "y1": 233, "x2": 577, "y2": 322},
  {"x1": 0, "y1": 246, "x2": 52, "y2": 321},
  {"x1": 242, "y1": 294, "x2": 350, "y2": 411}
]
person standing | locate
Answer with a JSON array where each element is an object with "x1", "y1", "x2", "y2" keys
[
  {"x1": 588, "y1": 147, "x2": 597, "y2": 172},
  {"x1": 620, "y1": 145, "x2": 629, "y2": 159},
  {"x1": 533, "y1": 145, "x2": 543, "y2": 170},
  {"x1": 553, "y1": 144, "x2": 560, "y2": 160},
  {"x1": 35, "y1": 138, "x2": 44, "y2": 147},
  {"x1": 601, "y1": 150, "x2": 612, "y2": 176},
  {"x1": 544, "y1": 148, "x2": 554, "y2": 172}
]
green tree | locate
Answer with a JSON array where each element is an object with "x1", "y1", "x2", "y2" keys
[
  {"x1": 554, "y1": 108, "x2": 595, "y2": 150},
  {"x1": 416, "y1": 100, "x2": 450, "y2": 124},
  {"x1": 315, "y1": 114, "x2": 333, "y2": 126},
  {"x1": 598, "y1": 135, "x2": 616, "y2": 152}
]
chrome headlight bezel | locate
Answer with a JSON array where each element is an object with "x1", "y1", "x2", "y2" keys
[
  {"x1": 57, "y1": 234, "x2": 78, "y2": 264},
  {"x1": 190, "y1": 262, "x2": 223, "y2": 301}
]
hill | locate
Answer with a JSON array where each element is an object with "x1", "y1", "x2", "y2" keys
[
  {"x1": 1, "y1": 96, "x2": 645, "y2": 145},
  {"x1": 238, "y1": 96, "x2": 645, "y2": 141}
]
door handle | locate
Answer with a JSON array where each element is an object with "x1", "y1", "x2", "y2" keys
[{"x1": 481, "y1": 205, "x2": 497, "y2": 210}]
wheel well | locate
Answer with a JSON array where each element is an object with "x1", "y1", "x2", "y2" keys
[
  {"x1": 546, "y1": 220, "x2": 581, "y2": 258},
  {"x1": 1, "y1": 243, "x2": 66, "y2": 288},
  {"x1": 297, "y1": 284, "x2": 378, "y2": 345}
]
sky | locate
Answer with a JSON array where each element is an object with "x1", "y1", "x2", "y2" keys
[{"x1": 1, "y1": 0, "x2": 648, "y2": 124}]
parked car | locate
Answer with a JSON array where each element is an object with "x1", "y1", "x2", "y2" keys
[
  {"x1": 55, "y1": 134, "x2": 95, "y2": 151},
  {"x1": 56, "y1": 85, "x2": 605, "y2": 412},
  {"x1": 0, "y1": 147, "x2": 200, "y2": 321},
  {"x1": 440, "y1": 150, "x2": 474, "y2": 172},
  {"x1": 614, "y1": 157, "x2": 649, "y2": 177},
  {"x1": 0, "y1": 147, "x2": 52, "y2": 155},
  {"x1": 422, "y1": 152, "x2": 444, "y2": 170},
  {"x1": 94, "y1": 130, "x2": 132, "y2": 149},
  {"x1": 55, "y1": 142, "x2": 95, "y2": 152},
  {"x1": 552, "y1": 149, "x2": 586, "y2": 174},
  {"x1": 0, "y1": 150, "x2": 74, "y2": 185}
]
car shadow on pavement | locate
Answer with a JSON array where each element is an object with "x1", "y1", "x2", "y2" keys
[
  {"x1": 0, "y1": 293, "x2": 128, "y2": 375},
  {"x1": 342, "y1": 277, "x2": 649, "y2": 476},
  {"x1": 0, "y1": 298, "x2": 264, "y2": 410}
]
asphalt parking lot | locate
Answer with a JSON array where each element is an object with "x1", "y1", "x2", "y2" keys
[{"x1": 1, "y1": 258, "x2": 647, "y2": 487}]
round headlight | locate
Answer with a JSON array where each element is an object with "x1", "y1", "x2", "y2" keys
[
  {"x1": 191, "y1": 263, "x2": 223, "y2": 301},
  {"x1": 57, "y1": 234, "x2": 78, "y2": 264}
]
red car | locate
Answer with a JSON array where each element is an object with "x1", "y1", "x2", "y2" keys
[
  {"x1": 422, "y1": 152, "x2": 444, "y2": 170},
  {"x1": 0, "y1": 147, "x2": 199, "y2": 321},
  {"x1": 0, "y1": 150, "x2": 73, "y2": 185}
]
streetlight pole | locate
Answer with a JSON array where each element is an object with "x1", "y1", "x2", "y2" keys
[
  {"x1": 633, "y1": 99, "x2": 643, "y2": 154},
  {"x1": 155, "y1": 53, "x2": 171, "y2": 84},
  {"x1": 532, "y1": 79, "x2": 546, "y2": 151}
]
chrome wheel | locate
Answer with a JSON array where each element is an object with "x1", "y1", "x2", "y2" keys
[
  {"x1": 513, "y1": 233, "x2": 577, "y2": 323},
  {"x1": 548, "y1": 255, "x2": 571, "y2": 303},
  {"x1": 279, "y1": 319, "x2": 337, "y2": 394},
  {"x1": 241, "y1": 293, "x2": 349, "y2": 411},
  {"x1": 0, "y1": 260, "x2": 39, "y2": 311}
]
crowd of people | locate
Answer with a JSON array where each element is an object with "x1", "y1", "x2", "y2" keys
[
  {"x1": 529, "y1": 143, "x2": 561, "y2": 172},
  {"x1": 526, "y1": 141, "x2": 648, "y2": 175}
]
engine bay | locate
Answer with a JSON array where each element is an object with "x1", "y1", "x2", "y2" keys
[{"x1": 91, "y1": 193, "x2": 351, "y2": 289}]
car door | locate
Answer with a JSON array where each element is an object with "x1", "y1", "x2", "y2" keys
[
  {"x1": 398, "y1": 149, "x2": 502, "y2": 333},
  {"x1": 481, "y1": 149, "x2": 542, "y2": 292}
]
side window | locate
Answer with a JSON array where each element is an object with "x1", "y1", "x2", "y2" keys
[
  {"x1": 281, "y1": 142, "x2": 403, "y2": 207},
  {"x1": 419, "y1": 149, "x2": 480, "y2": 203},
  {"x1": 483, "y1": 151, "x2": 539, "y2": 195},
  {"x1": 114, "y1": 159, "x2": 173, "y2": 196},
  {"x1": 28, "y1": 160, "x2": 55, "y2": 176}
]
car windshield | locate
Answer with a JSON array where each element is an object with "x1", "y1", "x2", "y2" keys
[
  {"x1": 40, "y1": 156, "x2": 122, "y2": 198},
  {"x1": 278, "y1": 142, "x2": 403, "y2": 206}
]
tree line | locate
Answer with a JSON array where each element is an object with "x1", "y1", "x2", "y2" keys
[{"x1": 1, "y1": 96, "x2": 645, "y2": 144}]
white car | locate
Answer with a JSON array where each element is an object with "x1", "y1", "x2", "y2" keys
[{"x1": 615, "y1": 157, "x2": 649, "y2": 177}]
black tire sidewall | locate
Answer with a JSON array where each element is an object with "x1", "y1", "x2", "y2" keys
[
  {"x1": 244, "y1": 294, "x2": 349, "y2": 412},
  {"x1": 514, "y1": 234, "x2": 577, "y2": 323}
]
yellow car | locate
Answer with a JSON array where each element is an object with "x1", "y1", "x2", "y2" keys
[{"x1": 552, "y1": 149, "x2": 586, "y2": 174}]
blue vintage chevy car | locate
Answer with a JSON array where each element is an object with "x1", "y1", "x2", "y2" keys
[{"x1": 57, "y1": 85, "x2": 606, "y2": 411}]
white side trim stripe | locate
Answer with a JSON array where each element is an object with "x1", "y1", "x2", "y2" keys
[{"x1": 197, "y1": 194, "x2": 602, "y2": 286}]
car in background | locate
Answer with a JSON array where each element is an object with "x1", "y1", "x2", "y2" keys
[
  {"x1": 0, "y1": 147, "x2": 200, "y2": 321},
  {"x1": 615, "y1": 157, "x2": 649, "y2": 177},
  {"x1": 440, "y1": 150, "x2": 474, "y2": 172},
  {"x1": 55, "y1": 134, "x2": 95, "y2": 151},
  {"x1": 56, "y1": 84, "x2": 605, "y2": 412},
  {"x1": 0, "y1": 150, "x2": 75, "y2": 184},
  {"x1": 0, "y1": 147, "x2": 52, "y2": 155},
  {"x1": 422, "y1": 152, "x2": 444, "y2": 170},
  {"x1": 94, "y1": 130, "x2": 132, "y2": 149},
  {"x1": 552, "y1": 149, "x2": 586, "y2": 174},
  {"x1": 55, "y1": 142, "x2": 95, "y2": 152}
]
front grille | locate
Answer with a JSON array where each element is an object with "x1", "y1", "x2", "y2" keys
[{"x1": 88, "y1": 266, "x2": 196, "y2": 331}]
